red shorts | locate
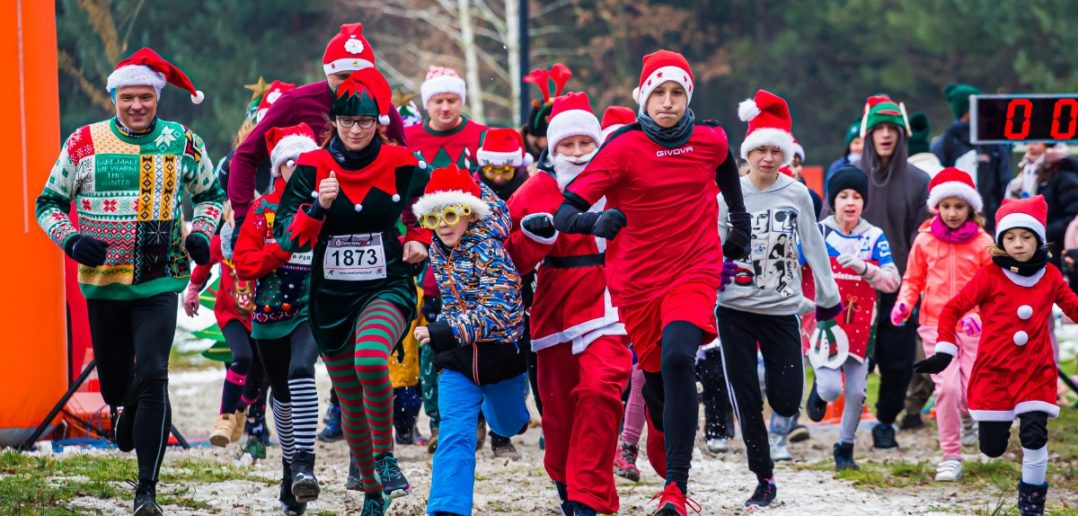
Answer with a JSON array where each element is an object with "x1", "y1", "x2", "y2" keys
[{"x1": 617, "y1": 280, "x2": 718, "y2": 373}]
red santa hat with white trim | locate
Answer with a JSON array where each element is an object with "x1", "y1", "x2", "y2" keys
[
  {"x1": 927, "y1": 167, "x2": 983, "y2": 212},
  {"x1": 106, "y1": 47, "x2": 204, "y2": 104},
  {"x1": 600, "y1": 105, "x2": 637, "y2": 142},
  {"x1": 413, "y1": 164, "x2": 491, "y2": 220},
  {"x1": 546, "y1": 92, "x2": 601, "y2": 155},
  {"x1": 322, "y1": 23, "x2": 377, "y2": 76},
  {"x1": 421, "y1": 66, "x2": 467, "y2": 106},
  {"x1": 632, "y1": 50, "x2": 694, "y2": 113},
  {"x1": 256, "y1": 80, "x2": 296, "y2": 124},
  {"x1": 265, "y1": 123, "x2": 319, "y2": 178},
  {"x1": 738, "y1": 89, "x2": 796, "y2": 166},
  {"x1": 995, "y1": 195, "x2": 1048, "y2": 245},
  {"x1": 478, "y1": 127, "x2": 533, "y2": 168}
]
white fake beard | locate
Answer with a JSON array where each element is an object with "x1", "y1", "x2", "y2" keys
[{"x1": 554, "y1": 150, "x2": 598, "y2": 190}]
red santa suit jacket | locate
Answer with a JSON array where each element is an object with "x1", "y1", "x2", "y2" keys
[
  {"x1": 508, "y1": 169, "x2": 624, "y2": 354},
  {"x1": 937, "y1": 263, "x2": 1078, "y2": 421}
]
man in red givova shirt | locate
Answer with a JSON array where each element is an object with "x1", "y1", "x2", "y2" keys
[{"x1": 554, "y1": 50, "x2": 752, "y2": 516}]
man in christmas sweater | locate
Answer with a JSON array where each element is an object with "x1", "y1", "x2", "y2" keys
[
  {"x1": 404, "y1": 66, "x2": 488, "y2": 170},
  {"x1": 507, "y1": 92, "x2": 630, "y2": 516},
  {"x1": 36, "y1": 48, "x2": 223, "y2": 515},
  {"x1": 554, "y1": 50, "x2": 751, "y2": 516}
]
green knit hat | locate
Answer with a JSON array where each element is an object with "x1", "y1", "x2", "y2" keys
[
  {"x1": 331, "y1": 67, "x2": 392, "y2": 123},
  {"x1": 944, "y1": 83, "x2": 980, "y2": 119},
  {"x1": 860, "y1": 95, "x2": 910, "y2": 137},
  {"x1": 843, "y1": 118, "x2": 861, "y2": 149},
  {"x1": 908, "y1": 112, "x2": 931, "y2": 155}
]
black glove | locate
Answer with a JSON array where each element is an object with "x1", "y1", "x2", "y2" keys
[
  {"x1": 816, "y1": 302, "x2": 844, "y2": 322},
  {"x1": 593, "y1": 209, "x2": 627, "y2": 239},
  {"x1": 428, "y1": 321, "x2": 457, "y2": 354},
  {"x1": 913, "y1": 352, "x2": 953, "y2": 374},
  {"x1": 64, "y1": 234, "x2": 109, "y2": 267},
  {"x1": 185, "y1": 234, "x2": 211, "y2": 265},
  {"x1": 723, "y1": 211, "x2": 752, "y2": 260},
  {"x1": 521, "y1": 214, "x2": 556, "y2": 239}
]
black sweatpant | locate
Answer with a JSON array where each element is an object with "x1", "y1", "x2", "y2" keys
[
  {"x1": 979, "y1": 412, "x2": 1049, "y2": 458},
  {"x1": 873, "y1": 292, "x2": 919, "y2": 425},
  {"x1": 716, "y1": 307, "x2": 803, "y2": 482},
  {"x1": 254, "y1": 321, "x2": 319, "y2": 405},
  {"x1": 86, "y1": 292, "x2": 177, "y2": 483},
  {"x1": 640, "y1": 321, "x2": 703, "y2": 493},
  {"x1": 696, "y1": 348, "x2": 735, "y2": 440}
]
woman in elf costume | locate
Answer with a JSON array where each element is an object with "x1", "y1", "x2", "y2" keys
[
  {"x1": 800, "y1": 166, "x2": 900, "y2": 471},
  {"x1": 274, "y1": 67, "x2": 430, "y2": 515},
  {"x1": 233, "y1": 122, "x2": 323, "y2": 515}
]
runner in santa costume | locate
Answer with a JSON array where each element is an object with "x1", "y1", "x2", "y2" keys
[
  {"x1": 36, "y1": 47, "x2": 223, "y2": 515},
  {"x1": 916, "y1": 195, "x2": 1078, "y2": 516},
  {"x1": 890, "y1": 167, "x2": 993, "y2": 482},
  {"x1": 230, "y1": 23, "x2": 408, "y2": 224},
  {"x1": 273, "y1": 67, "x2": 431, "y2": 515},
  {"x1": 405, "y1": 66, "x2": 488, "y2": 170},
  {"x1": 717, "y1": 89, "x2": 842, "y2": 508},
  {"x1": 506, "y1": 92, "x2": 631, "y2": 516},
  {"x1": 554, "y1": 50, "x2": 751, "y2": 516},
  {"x1": 233, "y1": 123, "x2": 323, "y2": 514},
  {"x1": 800, "y1": 166, "x2": 901, "y2": 472}
]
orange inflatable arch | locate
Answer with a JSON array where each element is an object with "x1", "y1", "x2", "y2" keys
[{"x1": 0, "y1": 1, "x2": 67, "y2": 447}]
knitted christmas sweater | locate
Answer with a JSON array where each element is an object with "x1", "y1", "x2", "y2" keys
[
  {"x1": 404, "y1": 117, "x2": 488, "y2": 169},
  {"x1": 37, "y1": 118, "x2": 224, "y2": 300}
]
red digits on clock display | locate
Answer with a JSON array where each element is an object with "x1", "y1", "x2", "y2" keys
[
  {"x1": 1050, "y1": 98, "x2": 1078, "y2": 140},
  {"x1": 1003, "y1": 98, "x2": 1032, "y2": 140}
]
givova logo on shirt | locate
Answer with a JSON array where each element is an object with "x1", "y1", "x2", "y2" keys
[{"x1": 656, "y1": 146, "x2": 694, "y2": 158}]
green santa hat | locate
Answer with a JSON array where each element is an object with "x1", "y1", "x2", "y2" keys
[
  {"x1": 331, "y1": 67, "x2": 392, "y2": 124},
  {"x1": 860, "y1": 95, "x2": 911, "y2": 138}
]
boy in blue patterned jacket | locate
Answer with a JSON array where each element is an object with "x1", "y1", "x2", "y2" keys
[{"x1": 412, "y1": 164, "x2": 530, "y2": 516}]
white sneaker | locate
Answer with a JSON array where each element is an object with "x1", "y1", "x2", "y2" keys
[
  {"x1": 935, "y1": 458, "x2": 963, "y2": 481},
  {"x1": 961, "y1": 416, "x2": 979, "y2": 446},
  {"x1": 769, "y1": 432, "x2": 792, "y2": 462},
  {"x1": 706, "y1": 438, "x2": 729, "y2": 454}
]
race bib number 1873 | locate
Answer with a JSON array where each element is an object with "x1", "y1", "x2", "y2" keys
[{"x1": 324, "y1": 233, "x2": 387, "y2": 281}]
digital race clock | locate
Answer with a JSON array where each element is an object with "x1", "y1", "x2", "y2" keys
[{"x1": 971, "y1": 94, "x2": 1078, "y2": 144}]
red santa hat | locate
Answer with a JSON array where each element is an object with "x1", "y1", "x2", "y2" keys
[
  {"x1": 792, "y1": 138, "x2": 805, "y2": 162},
  {"x1": 106, "y1": 47, "x2": 204, "y2": 104},
  {"x1": 256, "y1": 80, "x2": 296, "y2": 124},
  {"x1": 738, "y1": 89, "x2": 796, "y2": 166},
  {"x1": 632, "y1": 50, "x2": 694, "y2": 113},
  {"x1": 927, "y1": 167, "x2": 983, "y2": 212},
  {"x1": 546, "y1": 92, "x2": 601, "y2": 156},
  {"x1": 477, "y1": 127, "x2": 533, "y2": 168},
  {"x1": 995, "y1": 195, "x2": 1048, "y2": 245},
  {"x1": 265, "y1": 123, "x2": 319, "y2": 177},
  {"x1": 420, "y1": 65, "x2": 467, "y2": 106},
  {"x1": 322, "y1": 23, "x2": 376, "y2": 76},
  {"x1": 413, "y1": 164, "x2": 490, "y2": 220},
  {"x1": 600, "y1": 105, "x2": 637, "y2": 142}
]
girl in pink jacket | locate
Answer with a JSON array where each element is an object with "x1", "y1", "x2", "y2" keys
[{"x1": 891, "y1": 168, "x2": 993, "y2": 482}]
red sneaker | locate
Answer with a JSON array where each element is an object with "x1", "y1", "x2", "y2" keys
[
  {"x1": 613, "y1": 442, "x2": 641, "y2": 482},
  {"x1": 650, "y1": 483, "x2": 701, "y2": 516}
]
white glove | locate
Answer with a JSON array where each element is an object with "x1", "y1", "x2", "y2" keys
[{"x1": 837, "y1": 254, "x2": 867, "y2": 275}]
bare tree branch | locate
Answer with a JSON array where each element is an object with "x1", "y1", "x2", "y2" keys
[
  {"x1": 534, "y1": 0, "x2": 574, "y2": 18},
  {"x1": 59, "y1": 50, "x2": 114, "y2": 112}
]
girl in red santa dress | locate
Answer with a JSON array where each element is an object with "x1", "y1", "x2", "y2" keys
[{"x1": 916, "y1": 195, "x2": 1078, "y2": 516}]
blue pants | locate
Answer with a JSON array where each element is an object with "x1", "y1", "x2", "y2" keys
[{"x1": 427, "y1": 370, "x2": 530, "y2": 515}]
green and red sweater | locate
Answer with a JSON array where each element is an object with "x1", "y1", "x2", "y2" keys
[
  {"x1": 403, "y1": 116, "x2": 488, "y2": 169},
  {"x1": 36, "y1": 118, "x2": 224, "y2": 300}
]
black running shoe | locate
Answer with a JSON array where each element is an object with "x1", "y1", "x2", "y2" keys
[
  {"x1": 745, "y1": 480, "x2": 777, "y2": 508},
  {"x1": 805, "y1": 381, "x2": 827, "y2": 423},
  {"x1": 871, "y1": 422, "x2": 899, "y2": 449},
  {"x1": 279, "y1": 459, "x2": 307, "y2": 515},
  {"x1": 833, "y1": 441, "x2": 859, "y2": 471},
  {"x1": 290, "y1": 451, "x2": 320, "y2": 503},
  {"x1": 132, "y1": 482, "x2": 162, "y2": 516},
  {"x1": 375, "y1": 453, "x2": 411, "y2": 499}
]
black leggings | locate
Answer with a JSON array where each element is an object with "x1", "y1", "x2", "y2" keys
[
  {"x1": 86, "y1": 292, "x2": 177, "y2": 484},
  {"x1": 640, "y1": 321, "x2": 703, "y2": 492},
  {"x1": 979, "y1": 412, "x2": 1049, "y2": 457},
  {"x1": 716, "y1": 307, "x2": 803, "y2": 481},
  {"x1": 254, "y1": 321, "x2": 319, "y2": 405},
  {"x1": 222, "y1": 321, "x2": 254, "y2": 375},
  {"x1": 696, "y1": 348, "x2": 735, "y2": 440},
  {"x1": 873, "y1": 292, "x2": 919, "y2": 425}
]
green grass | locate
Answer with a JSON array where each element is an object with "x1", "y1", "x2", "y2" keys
[{"x1": 0, "y1": 450, "x2": 270, "y2": 514}]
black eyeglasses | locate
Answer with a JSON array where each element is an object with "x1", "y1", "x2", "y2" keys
[{"x1": 336, "y1": 116, "x2": 377, "y2": 130}]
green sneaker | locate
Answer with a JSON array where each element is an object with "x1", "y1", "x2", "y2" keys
[{"x1": 361, "y1": 493, "x2": 390, "y2": 516}]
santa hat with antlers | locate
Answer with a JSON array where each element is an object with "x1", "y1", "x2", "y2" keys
[{"x1": 524, "y1": 63, "x2": 572, "y2": 137}]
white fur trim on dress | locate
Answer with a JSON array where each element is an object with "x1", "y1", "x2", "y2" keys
[
  {"x1": 270, "y1": 135, "x2": 320, "y2": 176},
  {"x1": 477, "y1": 148, "x2": 527, "y2": 167},
  {"x1": 740, "y1": 127, "x2": 796, "y2": 167},
  {"x1": 421, "y1": 75, "x2": 467, "y2": 106},
  {"x1": 322, "y1": 58, "x2": 374, "y2": 76},
  {"x1": 927, "y1": 180, "x2": 983, "y2": 211},
  {"x1": 546, "y1": 109, "x2": 601, "y2": 155},
  {"x1": 996, "y1": 212, "x2": 1046, "y2": 243},
  {"x1": 970, "y1": 401, "x2": 1060, "y2": 422},
  {"x1": 412, "y1": 190, "x2": 490, "y2": 220},
  {"x1": 933, "y1": 341, "x2": 958, "y2": 357},
  {"x1": 530, "y1": 289, "x2": 626, "y2": 355},
  {"x1": 636, "y1": 65, "x2": 694, "y2": 111},
  {"x1": 106, "y1": 64, "x2": 165, "y2": 95}
]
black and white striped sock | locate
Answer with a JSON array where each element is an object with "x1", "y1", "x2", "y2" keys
[
  {"x1": 271, "y1": 397, "x2": 294, "y2": 464},
  {"x1": 288, "y1": 377, "x2": 319, "y2": 454}
]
